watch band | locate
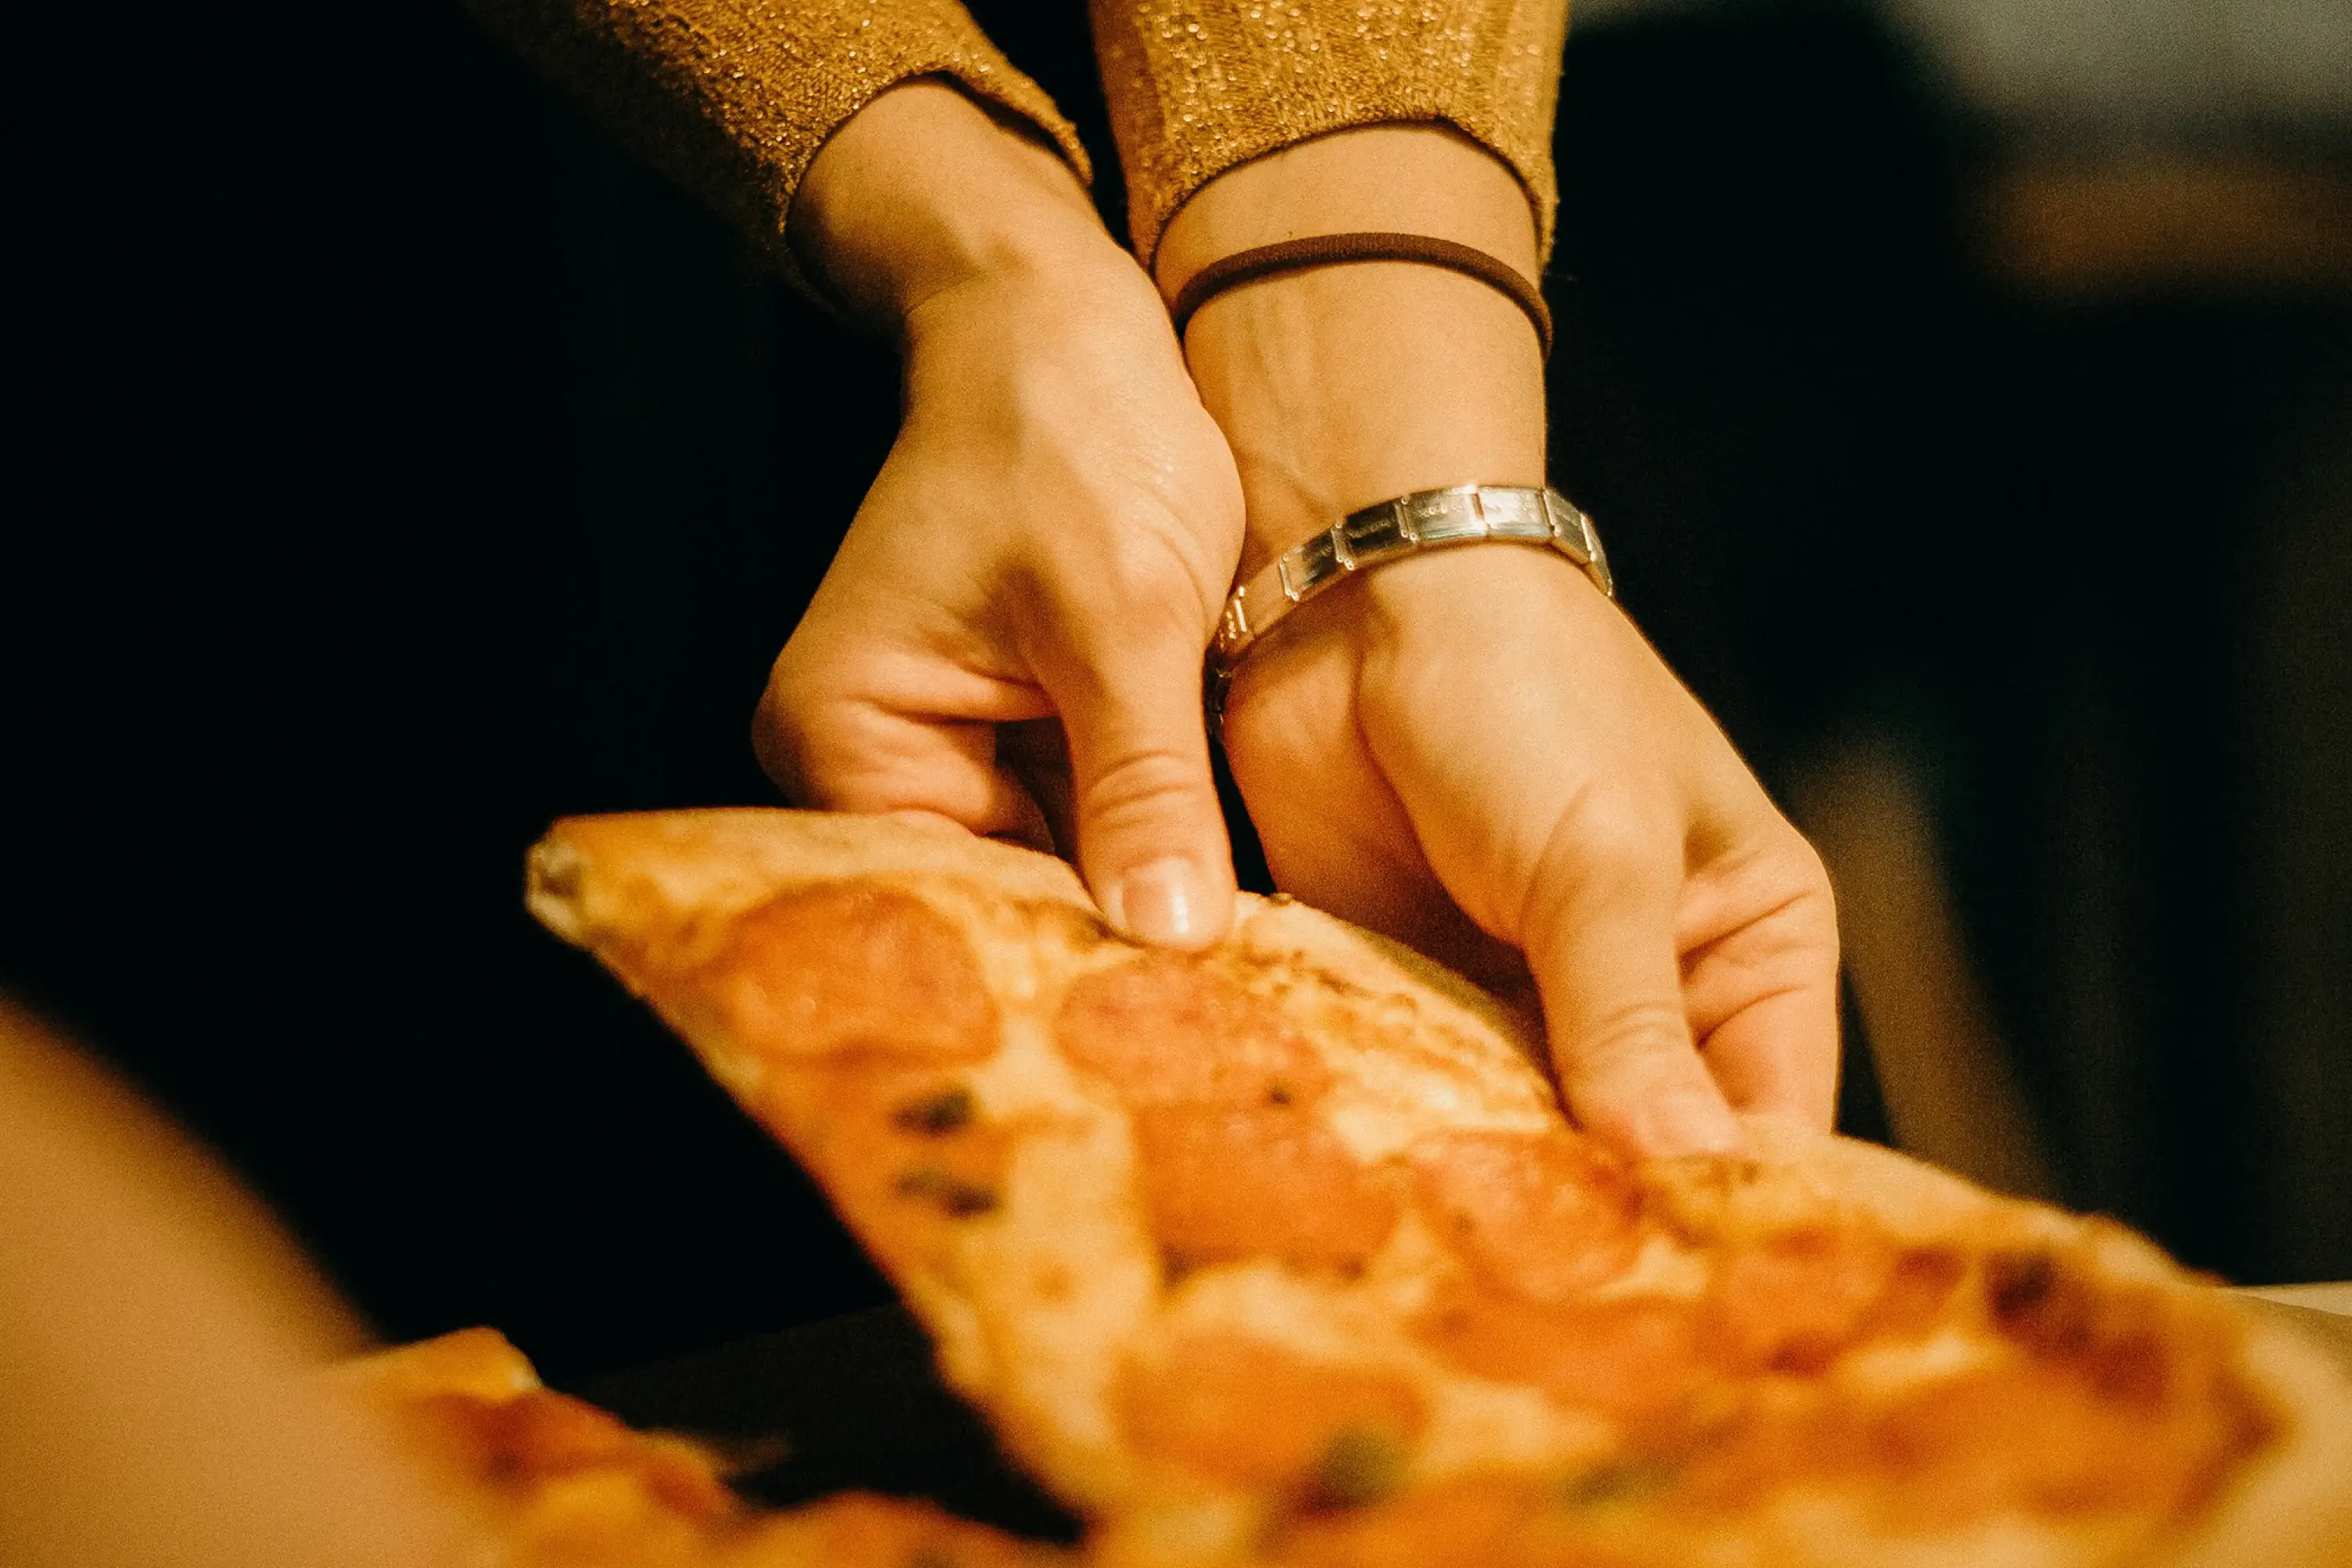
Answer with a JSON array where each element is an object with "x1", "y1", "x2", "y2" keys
[{"x1": 1207, "y1": 485, "x2": 1613, "y2": 716}]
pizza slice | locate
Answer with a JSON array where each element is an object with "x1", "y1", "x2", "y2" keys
[
  {"x1": 333, "y1": 1326, "x2": 1061, "y2": 1568},
  {"x1": 526, "y1": 808, "x2": 2352, "y2": 1567}
]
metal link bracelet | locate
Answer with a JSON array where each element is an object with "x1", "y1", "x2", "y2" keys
[{"x1": 1206, "y1": 484, "x2": 1614, "y2": 718}]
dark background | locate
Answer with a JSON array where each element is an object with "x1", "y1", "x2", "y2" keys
[{"x1": 7, "y1": 1, "x2": 2349, "y2": 1381}]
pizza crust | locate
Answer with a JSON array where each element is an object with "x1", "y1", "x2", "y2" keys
[{"x1": 1727, "y1": 1123, "x2": 2352, "y2": 1567}]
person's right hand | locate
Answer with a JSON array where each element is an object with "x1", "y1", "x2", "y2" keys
[{"x1": 752, "y1": 82, "x2": 1245, "y2": 947}]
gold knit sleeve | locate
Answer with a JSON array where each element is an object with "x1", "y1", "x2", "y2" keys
[
  {"x1": 1090, "y1": 0, "x2": 1570, "y2": 266},
  {"x1": 466, "y1": 0, "x2": 1091, "y2": 295}
]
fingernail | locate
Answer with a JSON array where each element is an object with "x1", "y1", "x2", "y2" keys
[
  {"x1": 1646, "y1": 1090, "x2": 1744, "y2": 1158},
  {"x1": 1109, "y1": 857, "x2": 1199, "y2": 946}
]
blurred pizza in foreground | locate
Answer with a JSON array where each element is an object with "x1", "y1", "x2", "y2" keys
[{"x1": 333, "y1": 1326, "x2": 1058, "y2": 1568}]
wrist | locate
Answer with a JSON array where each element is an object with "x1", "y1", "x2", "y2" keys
[
  {"x1": 1185, "y1": 263, "x2": 1546, "y2": 575},
  {"x1": 1156, "y1": 124, "x2": 1540, "y2": 299},
  {"x1": 793, "y1": 79, "x2": 1120, "y2": 328},
  {"x1": 1161, "y1": 125, "x2": 1547, "y2": 576}
]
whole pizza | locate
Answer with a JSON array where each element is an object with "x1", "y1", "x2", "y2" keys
[{"x1": 496, "y1": 808, "x2": 2352, "y2": 1568}]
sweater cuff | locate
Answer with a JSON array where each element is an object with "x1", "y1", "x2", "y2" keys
[
  {"x1": 1093, "y1": 0, "x2": 1566, "y2": 267},
  {"x1": 470, "y1": 0, "x2": 1091, "y2": 299}
]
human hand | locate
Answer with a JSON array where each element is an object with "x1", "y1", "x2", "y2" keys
[
  {"x1": 1164, "y1": 127, "x2": 1840, "y2": 1156},
  {"x1": 1225, "y1": 549, "x2": 1841, "y2": 1156},
  {"x1": 754, "y1": 83, "x2": 1243, "y2": 946}
]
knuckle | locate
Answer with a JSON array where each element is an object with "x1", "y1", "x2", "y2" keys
[
  {"x1": 1567, "y1": 995, "x2": 1696, "y2": 1082},
  {"x1": 752, "y1": 685, "x2": 813, "y2": 801},
  {"x1": 753, "y1": 645, "x2": 878, "y2": 810},
  {"x1": 1077, "y1": 742, "x2": 1212, "y2": 840},
  {"x1": 1756, "y1": 822, "x2": 1841, "y2": 945},
  {"x1": 750, "y1": 710, "x2": 830, "y2": 806},
  {"x1": 1552, "y1": 789, "x2": 1682, "y2": 891},
  {"x1": 1788, "y1": 836, "x2": 1839, "y2": 922},
  {"x1": 762, "y1": 626, "x2": 837, "y2": 718},
  {"x1": 1038, "y1": 524, "x2": 1218, "y2": 638}
]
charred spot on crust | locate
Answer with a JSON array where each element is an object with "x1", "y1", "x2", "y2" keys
[
  {"x1": 1266, "y1": 1080, "x2": 1296, "y2": 1106},
  {"x1": 894, "y1": 1167, "x2": 1000, "y2": 1218},
  {"x1": 1882, "y1": 1247, "x2": 1967, "y2": 1314},
  {"x1": 1766, "y1": 1334, "x2": 1842, "y2": 1377},
  {"x1": 1425, "y1": 1305, "x2": 1472, "y2": 1338},
  {"x1": 892, "y1": 1086, "x2": 975, "y2": 1135},
  {"x1": 1985, "y1": 1250, "x2": 2055, "y2": 1324},
  {"x1": 1301, "y1": 1428, "x2": 1406, "y2": 1512},
  {"x1": 2089, "y1": 1330, "x2": 2170, "y2": 1410},
  {"x1": 1561, "y1": 1456, "x2": 1677, "y2": 1509},
  {"x1": 1985, "y1": 1250, "x2": 2100, "y2": 1359}
]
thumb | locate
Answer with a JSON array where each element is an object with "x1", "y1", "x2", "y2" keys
[
  {"x1": 1040, "y1": 633, "x2": 1236, "y2": 949},
  {"x1": 1521, "y1": 813, "x2": 1742, "y2": 1160}
]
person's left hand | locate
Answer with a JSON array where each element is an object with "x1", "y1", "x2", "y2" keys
[
  {"x1": 1164, "y1": 125, "x2": 1842, "y2": 1156},
  {"x1": 1219, "y1": 540, "x2": 1842, "y2": 1155}
]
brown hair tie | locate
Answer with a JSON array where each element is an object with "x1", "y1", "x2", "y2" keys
[{"x1": 1168, "y1": 231, "x2": 1552, "y2": 358}]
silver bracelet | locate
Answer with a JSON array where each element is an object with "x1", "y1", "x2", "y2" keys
[{"x1": 1207, "y1": 484, "x2": 1613, "y2": 716}]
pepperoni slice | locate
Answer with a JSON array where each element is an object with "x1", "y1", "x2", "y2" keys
[
  {"x1": 1133, "y1": 1104, "x2": 1401, "y2": 1276},
  {"x1": 701, "y1": 884, "x2": 999, "y2": 1064},
  {"x1": 1056, "y1": 953, "x2": 1330, "y2": 1109},
  {"x1": 1703, "y1": 1225, "x2": 1909, "y2": 1375},
  {"x1": 1120, "y1": 1334, "x2": 1425, "y2": 1488},
  {"x1": 1860, "y1": 1246, "x2": 1968, "y2": 1340},
  {"x1": 1411, "y1": 1131, "x2": 1646, "y2": 1305},
  {"x1": 1413, "y1": 1281, "x2": 1704, "y2": 1422},
  {"x1": 1054, "y1": 954, "x2": 1400, "y2": 1275}
]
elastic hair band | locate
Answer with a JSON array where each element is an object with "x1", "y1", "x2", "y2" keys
[{"x1": 1168, "y1": 230, "x2": 1552, "y2": 358}]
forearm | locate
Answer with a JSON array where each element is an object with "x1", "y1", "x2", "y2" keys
[
  {"x1": 793, "y1": 81, "x2": 1127, "y2": 329},
  {"x1": 465, "y1": 0, "x2": 1088, "y2": 292},
  {"x1": 758, "y1": 85, "x2": 1248, "y2": 951},
  {"x1": 1093, "y1": 0, "x2": 1570, "y2": 263},
  {"x1": 1160, "y1": 126, "x2": 1548, "y2": 575}
]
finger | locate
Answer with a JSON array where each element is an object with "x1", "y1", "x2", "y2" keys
[
  {"x1": 1519, "y1": 809, "x2": 1744, "y2": 1159},
  {"x1": 1037, "y1": 633, "x2": 1236, "y2": 949},
  {"x1": 754, "y1": 678, "x2": 1054, "y2": 849},
  {"x1": 996, "y1": 717, "x2": 1078, "y2": 859},
  {"x1": 1698, "y1": 983, "x2": 1839, "y2": 1127},
  {"x1": 1226, "y1": 652, "x2": 1535, "y2": 999},
  {"x1": 1679, "y1": 836, "x2": 1842, "y2": 1128}
]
